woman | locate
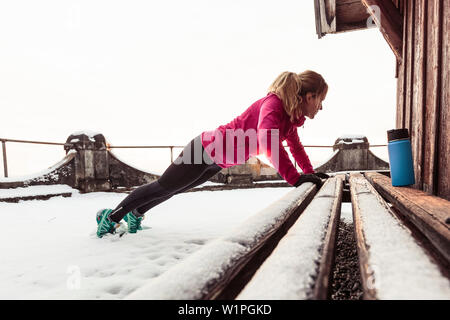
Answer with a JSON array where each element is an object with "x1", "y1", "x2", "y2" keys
[{"x1": 96, "y1": 70, "x2": 328, "y2": 238}]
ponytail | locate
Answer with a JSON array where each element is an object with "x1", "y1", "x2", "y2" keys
[{"x1": 268, "y1": 71, "x2": 302, "y2": 122}]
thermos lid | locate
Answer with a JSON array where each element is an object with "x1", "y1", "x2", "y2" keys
[{"x1": 387, "y1": 128, "x2": 410, "y2": 142}]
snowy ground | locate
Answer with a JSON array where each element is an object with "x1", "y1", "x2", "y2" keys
[{"x1": 0, "y1": 187, "x2": 292, "y2": 299}]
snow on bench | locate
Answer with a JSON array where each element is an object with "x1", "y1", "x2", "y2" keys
[
  {"x1": 365, "y1": 172, "x2": 450, "y2": 264},
  {"x1": 350, "y1": 173, "x2": 450, "y2": 299},
  {"x1": 125, "y1": 182, "x2": 318, "y2": 300},
  {"x1": 236, "y1": 176, "x2": 344, "y2": 300}
]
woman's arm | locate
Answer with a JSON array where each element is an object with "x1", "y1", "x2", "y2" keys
[
  {"x1": 257, "y1": 99, "x2": 301, "y2": 186},
  {"x1": 285, "y1": 128, "x2": 314, "y2": 174}
]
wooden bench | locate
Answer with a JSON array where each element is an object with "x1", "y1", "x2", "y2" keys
[
  {"x1": 124, "y1": 172, "x2": 450, "y2": 300},
  {"x1": 350, "y1": 173, "x2": 450, "y2": 299},
  {"x1": 236, "y1": 175, "x2": 344, "y2": 300},
  {"x1": 364, "y1": 172, "x2": 450, "y2": 264},
  {"x1": 125, "y1": 182, "x2": 319, "y2": 299}
]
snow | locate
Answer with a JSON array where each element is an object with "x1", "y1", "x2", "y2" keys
[
  {"x1": 236, "y1": 178, "x2": 340, "y2": 300},
  {"x1": 126, "y1": 239, "x2": 249, "y2": 300},
  {"x1": 340, "y1": 202, "x2": 353, "y2": 224},
  {"x1": 254, "y1": 180, "x2": 285, "y2": 184},
  {"x1": 0, "y1": 184, "x2": 78, "y2": 199},
  {"x1": 70, "y1": 130, "x2": 102, "y2": 138},
  {"x1": 336, "y1": 139, "x2": 365, "y2": 145},
  {"x1": 351, "y1": 176, "x2": 450, "y2": 299},
  {"x1": 0, "y1": 186, "x2": 292, "y2": 299},
  {"x1": 125, "y1": 183, "x2": 314, "y2": 299},
  {"x1": 338, "y1": 134, "x2": 366, "y2": 140}
]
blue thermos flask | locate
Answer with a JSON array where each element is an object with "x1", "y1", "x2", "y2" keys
[{"x1": 387, "y1": 128, "x2": 415, "y2": 186}]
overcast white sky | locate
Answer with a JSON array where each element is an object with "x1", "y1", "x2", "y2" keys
[{"x1": 0, "y1": 0, "x2": 396, "y2": 176}]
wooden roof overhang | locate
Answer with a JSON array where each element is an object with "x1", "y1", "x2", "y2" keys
[{"x1": 314, "y1": 0, "x2": 403, "y2": 62}]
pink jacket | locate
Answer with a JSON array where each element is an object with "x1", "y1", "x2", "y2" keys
[{"x1": 201, "y1": 93, "x2": 314, "y2": 186}]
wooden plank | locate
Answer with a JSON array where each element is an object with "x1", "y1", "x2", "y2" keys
[
  {"x1": 396, "y1": 0, "x2": 407, "y2": 128},
  {"x1": 437, "y1": 0, "x2": 450, "y2": 200},
  {"x1": 350, "y1": 173, "x2": 450, "y2": 299},
  {"x1": 361, "y1": 0, "x2": 404, "y2": 61},
  {"x1": 314, "y1": 0, "x2": 323, "y2": 38},
  {"x1": 423, "y1": 0, "x2": 442, "y2": 194},
  {"x1": 315, "y1": 0, "x2": 337, "y2": 38},
  {"x1": 411, "y1": 0, "x2": 427, "y2": 190},
  {"x1": 365, "y1": 172, "x2": 450, "y2": 263},
  {"x1": 399, "y1": 0, "x2": 405, "y2": 15},
  {"x1": 335, "y1": 20, "x2": 370, "y2": 33},
  {"x1": 313, "y1": 176, "x2": 344, "y2": 299},
  {"x1": 392, "y1": 0, "x2": 399, "y2": 10},
  {"x1": 210, "y1": 185, "x2": 318, "y2": 300},
  {"x1": 350, "y1": 174, "x2": 377, "y2": 300},
  {"x1": 336, "y1": 0, "x2": 370, "y2": 25},
  {"x1": 404, "y1": 0, "x2": 415, "y2": 132},
  {"x1": 236, "y1": 177, "x2": 344, "y2": 300}
]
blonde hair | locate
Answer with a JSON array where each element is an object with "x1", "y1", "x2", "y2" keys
[{"x1": 268, "y1": 70, "x2": 328, "y2": 122}]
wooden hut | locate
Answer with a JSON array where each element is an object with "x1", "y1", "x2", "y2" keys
[{"x1": 314, "y1": 0, "x2": 449, "y2": 201}]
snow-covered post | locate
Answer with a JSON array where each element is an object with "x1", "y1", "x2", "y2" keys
[
  {"x1": 64, "y1": 131, "x2": 110, "y2": 193},
  {"x1": 334, "y1": 135, "x2": 370, "y2": 170},
  {"x1": 314, "y1": 135, "x2": 389, "y2": 172}
]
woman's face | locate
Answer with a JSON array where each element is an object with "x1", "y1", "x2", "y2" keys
[{"x1": 301, "y1": 92, "x2": 325, "y2": 119}]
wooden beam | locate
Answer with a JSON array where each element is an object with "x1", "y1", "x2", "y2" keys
[
  {"x1": 405, "y1": 0, "x2": 415, "y2": 133},
  {"x1": 395, "y1": 0, "x2": 408, "y2": 128},
  {"x1": 349, "y1": 173, "x2": 378, "y2": 300},
  {"x1": 411, "y1": 0, "x2": 427, "y2": 191},
  {"x1": 437, "y1": 0, "x2": 450, "y2": 200},
  {"x1": 361, "y1": 0, "x2": 404, "y2": 61},
  {"x1": 313, "y1": 176, "x2": 344, "y2": 300},
  {"x1": 335, "y1": 0, "x2": 371, "y2": 32},
  {"x1": 315, "y1": 0, "x2": 337, "y2": 38},
  {"x1": 423, "y1": 0, "x2": 442, "y2": 195}
]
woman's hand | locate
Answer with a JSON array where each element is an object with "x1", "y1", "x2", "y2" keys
[
  {"x1": 294, "y1": 174, "x2": 323, "y2": 188},
  {"x1": 314, "y1": 172, "x2": 330, "y2": 179}
]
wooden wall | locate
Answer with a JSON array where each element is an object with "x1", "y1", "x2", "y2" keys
[{"x1": 395, "y1": 0, "x2": 450, "y2": 201}]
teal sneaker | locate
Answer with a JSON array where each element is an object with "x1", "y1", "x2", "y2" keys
[
  {"x1": 96, "y1": 209, "x2": 121, "y2": 238},
  {"x1": 123, "y1": 210, "x2": 144, "y2": 233}
]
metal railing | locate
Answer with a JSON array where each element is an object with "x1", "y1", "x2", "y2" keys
[{"x1": 0, "y1": 137, "x2": 387, "y2": 178}]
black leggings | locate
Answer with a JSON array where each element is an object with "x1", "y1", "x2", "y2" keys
[{"x1": 109, "y1": 135, "x2": 222, "y2": 223}]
